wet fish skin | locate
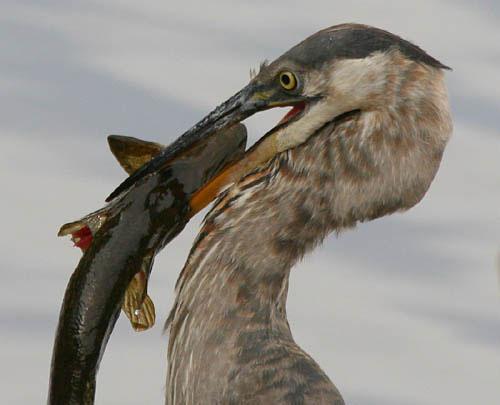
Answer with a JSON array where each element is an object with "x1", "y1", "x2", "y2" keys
[
  {"x1": 49, "y1": 174, "x2": 183, "y2": 405},
  {"x1": 48, "y1": 125, "x2": 247, "y2": 405}
]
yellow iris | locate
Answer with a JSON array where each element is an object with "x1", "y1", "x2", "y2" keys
[{"x1": 279, "y1": 71, "x2": 297, "y2": 90}]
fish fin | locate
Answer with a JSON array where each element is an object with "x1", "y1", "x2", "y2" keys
[
  {"x1": 122, "y1": 270, "x2": 156, "y2": 332},
  {"x1": 106, "y1": 124, "x2": 247, "y2": 202},
  {"x1": 107, "y1": 135, "x2": 165, "y2": 175}
]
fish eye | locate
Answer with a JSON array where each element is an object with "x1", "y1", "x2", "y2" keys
[{"x1": 278, "y1": 71, "x2": 297, "y2": 90}]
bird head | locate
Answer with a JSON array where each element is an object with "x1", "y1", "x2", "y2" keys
[
  {"x1": 186, "y1": 23, "x2": 452, "y2": 213},
  {"x1": 107, "y1": 23, "x2": 451, "y2": 212}
]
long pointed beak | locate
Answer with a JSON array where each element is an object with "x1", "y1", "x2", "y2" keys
[
  {"x1": 179, "y1": 84, "x2": 260, "y2": 143},
  {"x1": 106, "y1": 82, "x2": 308, "y2": 202},
  {"x1": 106, "y1": 84, "x2": 252, "y2": 201}
]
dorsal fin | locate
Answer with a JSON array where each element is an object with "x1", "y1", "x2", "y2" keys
[{"x1": 107, "y1": 135, "x2": 165, "y2": 175}]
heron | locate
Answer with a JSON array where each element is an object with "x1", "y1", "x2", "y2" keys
[{"x1": 111, "y1": 23, "x2": 452, "y2": 404}]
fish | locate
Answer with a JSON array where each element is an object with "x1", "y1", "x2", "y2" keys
[
  {"x1": 59, "y1": 135, "x2": 167, "y2": 332},
  {"x1": 48, "y1": 124, "x2": 247, "y2": 405}
]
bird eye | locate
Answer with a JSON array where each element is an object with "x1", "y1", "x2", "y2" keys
[{"x1": 279, "y1": 71, "x2": 297, "y2": 90}]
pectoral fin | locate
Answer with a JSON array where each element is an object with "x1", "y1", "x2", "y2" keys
[
  {"x1": 107, "y1": 135, "x2": 165, "y2": 175},
  {"x1": 122, "y1": 270, "x2": 156, "y2": 332}
]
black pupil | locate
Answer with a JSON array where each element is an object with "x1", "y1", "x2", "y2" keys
[{"x1": 281, "y1": 74, "x2": 291, "y2": 86}]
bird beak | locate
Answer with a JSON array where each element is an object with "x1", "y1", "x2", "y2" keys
[
  {"x1": 185, "y1": 84, "x2": 311, "y2": 215},
  {"x1": 106, "y1": 81, "x2": 309, "y2": 202},
  {"x1": 178, "y1": 82, "x2": 309, "y2": 145}
]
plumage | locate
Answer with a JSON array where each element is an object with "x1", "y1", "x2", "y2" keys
[{"x1": 161, "y1": 23, "x2": 452, "y2": 404}]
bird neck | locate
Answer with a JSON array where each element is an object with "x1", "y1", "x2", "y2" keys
[
  {"x1": 164, "y1": 197, "x2": 300, "y2": 404},
  {"x1": 164, "y1": 127, "x2": 342, "y2": 403},
  {"x1": 164, "y1": 85, "x2": 451, "y2": 401},
  {"x1": 166, "y1": 170, "x2": 301, "y2": 350},
  {"x1": 166, "y1": 65, "x2": 452, "y2": 351}
]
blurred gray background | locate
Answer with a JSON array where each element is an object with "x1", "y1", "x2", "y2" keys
[{"x1": 1, "y1": 1, "x2": 499, "y2": 404}]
